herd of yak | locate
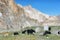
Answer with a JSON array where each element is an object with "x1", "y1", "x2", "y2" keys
[
  {"x1": 13, "y1": 27, "x2": 60, "y2": 36},
  {"x1": 1, "y1": 26, "x2": 60, "y2": 37}
]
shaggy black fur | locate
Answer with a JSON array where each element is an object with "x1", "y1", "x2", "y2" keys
[
  {"x1": 22, "y1": 30, "x2": 26, "y2": 34},
  {"x1": 58, "y1": 31, "x2": 60, "y2": 34},
  {"x1": 43, "y1": 31, "x2": 51, "y2": 35},
  {"x1": 14, "y1": 32, "x2": 19, "y2": 35},
  {"x1": 22, "y1": 29, "x2": 35, "y2": 35}
]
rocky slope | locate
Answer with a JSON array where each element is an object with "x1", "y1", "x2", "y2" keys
[
  {"x1": 0, "y1": 0, "x2": 60, "y2": 32},
  {"x1": 0, "y1": 0, "x2": 24, "y2": 31}
]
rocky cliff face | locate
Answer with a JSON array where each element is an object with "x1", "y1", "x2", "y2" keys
[
  {"x1": 0, "y1": 0, "x2": 60, "y2": 32},
  {"x1": 0, "y1": 0, "x2": 24, "y2": 32}
]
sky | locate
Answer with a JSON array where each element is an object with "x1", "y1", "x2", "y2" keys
[{"x1": 15, "y1": 0, "x2": 60, "y2": 16}]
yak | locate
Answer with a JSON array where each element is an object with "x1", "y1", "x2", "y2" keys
[
  {"x1": 58, "y1": 31, "x2": 60, "y2": 34},
  {"x1": 13, "y1": 32, "x2": 19, "y2": 35},
  {"x1": 43, "y1": 31, "x2": 51, "y2": 35},
  {"x1": 22, "y1": 29, "x2": 35, "y2": 35}
]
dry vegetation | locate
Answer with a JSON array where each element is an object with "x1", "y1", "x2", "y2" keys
[
  {"x1": 0, "y1": 26, "x2": 60, "y2": 40},
  {"x1": 0, "y1": 33, "x2": 60, "y2": 40}
]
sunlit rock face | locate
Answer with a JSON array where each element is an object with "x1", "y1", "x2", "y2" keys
[
  {"x1": 0, "y1": 0, "x2": 24, "y2": 32},
  {"x1": 0, "y1": 0, "x2": 60, "y2": 32}
]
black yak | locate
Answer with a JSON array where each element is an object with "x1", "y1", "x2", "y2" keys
[
  {"x1": 22, "y1": 30, "x2": 26, "y2": 34},
  {"x1": 43, "y1": 31, "x2": 51, "y2": 35},
  {"x1": 43, "y1": 26, "x2": 51, "y2": 36},
  {"x1": 13, "y1": 32, "x2": 19, "y2": 35},
  {"x1": 27, "y1": 29, "x2": 35, "y2": 35},
  {"x1": 58, "y1": 31, "x2": 60, "y2": 34},
  {"x1": 22, "y1": 29, "x2": 35, "y2": 35}
]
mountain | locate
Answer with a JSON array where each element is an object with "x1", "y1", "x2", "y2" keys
[
  {"x1": 0, "y1": 0, "x2": 60, "y2": 32},
  {"x1": 43, "y1": 16, "x2": 60, "y2": 26},
  {"x1": 0, "y1": 0, "x2": 24, "y2": 31},
  {"x1": 56, "y1": 15, "x2": 60, "y2": 20}
]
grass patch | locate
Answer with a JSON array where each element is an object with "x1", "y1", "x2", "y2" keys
[
  {"x1": 0, "y1": 26, "x2": 60, "y2": 40},
  {"x1": 0, "y1": 33, "x2": 60, "y2": 40}
]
